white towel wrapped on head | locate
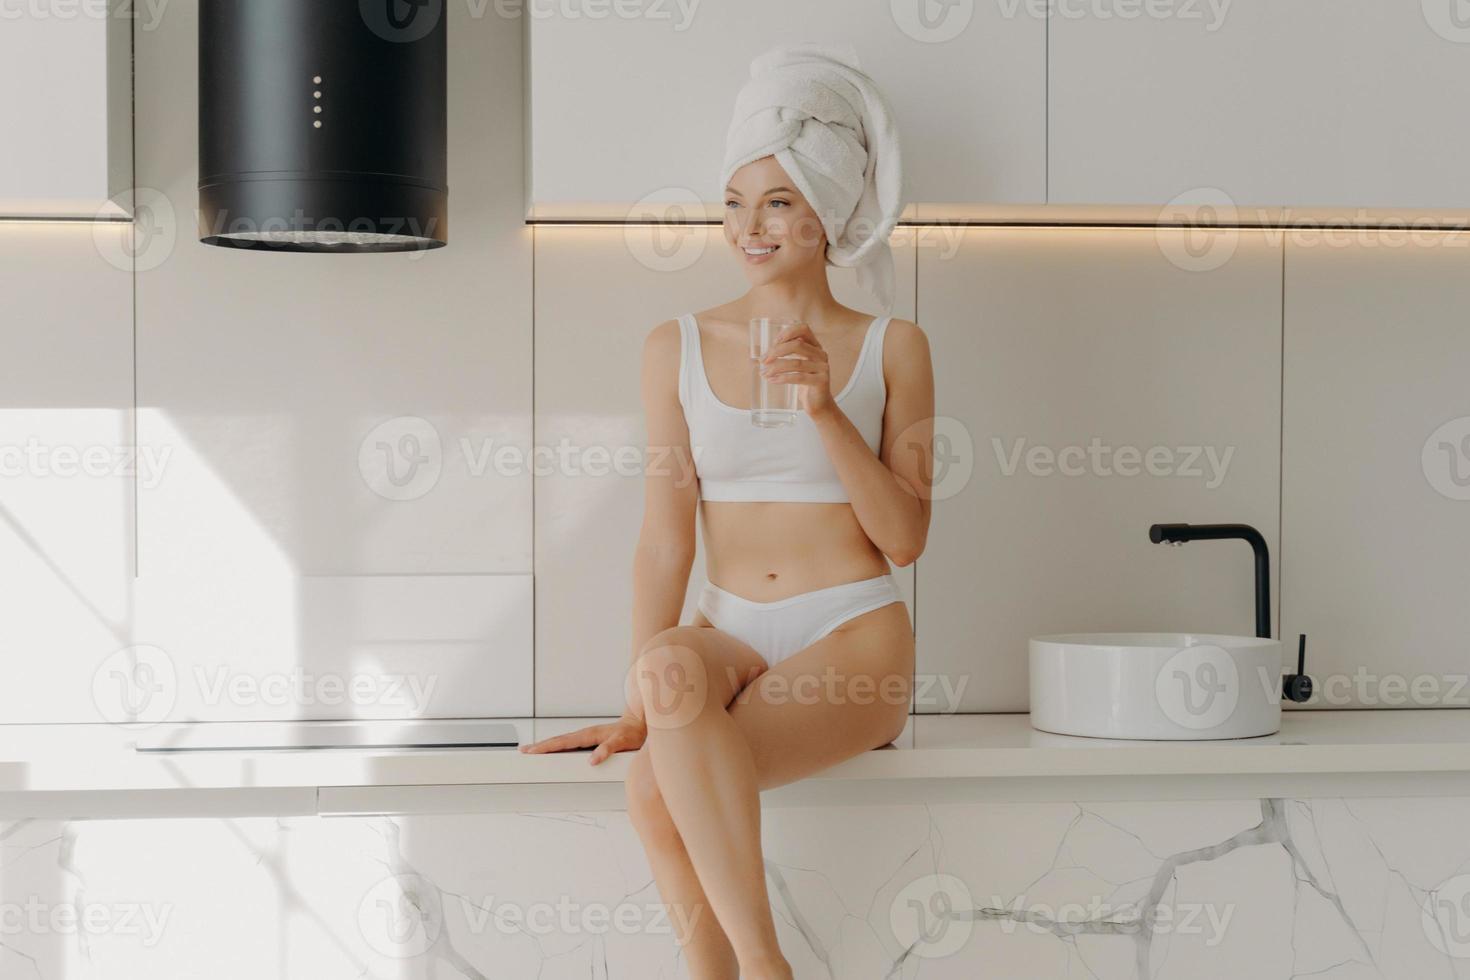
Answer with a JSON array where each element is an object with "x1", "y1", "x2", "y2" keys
[{"x1": 721, "y1": 43, "x2": 904, "y2": 312}]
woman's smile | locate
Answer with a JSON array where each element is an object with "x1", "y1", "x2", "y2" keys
[{"x1": 741, "y1": 243, "x2": 781, "y2": 264}]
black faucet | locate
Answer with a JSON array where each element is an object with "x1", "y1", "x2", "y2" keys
[{"x1": 1149, "y1": 522, "x2": 1313, "y2": 703}]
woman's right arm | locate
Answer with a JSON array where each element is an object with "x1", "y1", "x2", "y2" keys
[
  {"x1": 521, "y1": 321, "x2": 698, "y2": 762},
  {"x1": 629, "y1": 319, "x2": 700, "y2": 693}
]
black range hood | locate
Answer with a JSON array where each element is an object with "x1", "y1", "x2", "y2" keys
[{"x1": 198, "y1": 0, "x2": 448, "y2": 253}]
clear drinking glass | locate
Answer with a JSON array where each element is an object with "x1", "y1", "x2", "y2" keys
[{"x1": 749, "y1": 316, "x2": 801, "y2": 427}]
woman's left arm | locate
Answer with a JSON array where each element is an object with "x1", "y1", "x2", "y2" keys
[{"x1": 765, "y1": 319, "x2": 935, "y2": 566}]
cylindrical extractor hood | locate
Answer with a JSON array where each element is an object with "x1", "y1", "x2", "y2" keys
[{"x1": 198, "y1": 0, "x2": 447, "y2": 253}]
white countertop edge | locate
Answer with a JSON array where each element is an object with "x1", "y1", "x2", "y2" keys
[{"x1": 1, "y1": 710, "x2": 1469, "y2": 795}]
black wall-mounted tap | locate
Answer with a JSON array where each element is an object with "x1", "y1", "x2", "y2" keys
[{"x1": 1148, "y1": 522, "x2": 1313, "y2": 703}]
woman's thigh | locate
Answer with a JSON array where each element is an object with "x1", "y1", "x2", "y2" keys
[{"x1": 725, "y1": 601, "x2": 914, "y2": 791}]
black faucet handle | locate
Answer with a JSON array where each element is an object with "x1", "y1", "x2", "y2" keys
[{"x1": 1283, "y1": 633, "x2": 1314, "y2": 703}]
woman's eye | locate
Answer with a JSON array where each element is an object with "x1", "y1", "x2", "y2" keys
[
  {"x1": 725, "y1": 200, "x2": 741, "y2": 209},
  {"x1": 768, "y1": 200, "x2": 790, "y2": 209}
]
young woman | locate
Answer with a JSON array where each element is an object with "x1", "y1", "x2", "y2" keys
[{"x1": 523, "y1": 45, "x2": 935, "y2": 980}]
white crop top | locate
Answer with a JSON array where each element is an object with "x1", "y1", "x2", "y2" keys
[{"x1": 676, "y1": 313, "x2": 890, "y2": 503}]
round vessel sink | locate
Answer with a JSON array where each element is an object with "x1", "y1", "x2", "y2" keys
[{"x1": 1029, "y1": 632, "x2": 1283, "y2": 740}]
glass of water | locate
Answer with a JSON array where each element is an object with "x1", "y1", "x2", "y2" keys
[{"x1": 749, "y1": 316, "x2": 801, "y2": 428}]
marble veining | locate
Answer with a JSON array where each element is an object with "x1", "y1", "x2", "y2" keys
[{"x1": 2, "y1": 796, "x2": 1470, "y2": 978}]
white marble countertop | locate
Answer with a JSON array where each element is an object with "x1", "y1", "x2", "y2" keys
[{"x1": 2, "y1": 710, "x2": 1470, "y2": 796}]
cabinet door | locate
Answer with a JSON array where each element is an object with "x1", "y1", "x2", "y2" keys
[
  {"x1": 1050, "y1": 0, "x2": 1470, "y2": 210},
  {"x1": 0, "y1": 3, "x2": 130, "y2": 217},
  {"x1": 528, "y1": 0, "x2": 1045, "y2": 218}
]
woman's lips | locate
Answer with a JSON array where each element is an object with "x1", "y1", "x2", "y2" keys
[{"x1": 742, "y1": 244, "x2": 780, "y2": 264}]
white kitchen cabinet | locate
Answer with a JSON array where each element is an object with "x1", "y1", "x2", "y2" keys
[
  {"x1": 1050, "y1": 0, "x2": 1470, "y2": 211},
  {"x1": 0, "y1": 0, "x2": 131, "y2": 218},
  {"x1": 527, "y1": 0, "x2": 1046, "y2": 218}
]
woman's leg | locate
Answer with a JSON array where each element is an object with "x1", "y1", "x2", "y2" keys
[
  {"x1": 625, "y1": 750, "x2": 738, "y2": 979},
  {"x1": 634, "y1": 624, "x2": 792, "y2": 979},
  {"x1": 632, "y1": 606, "x2": 914, "y2": 978}
]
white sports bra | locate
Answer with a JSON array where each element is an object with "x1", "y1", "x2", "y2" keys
[{"x1": 676, "y1": 313, "x2": 890, "y2": 503}]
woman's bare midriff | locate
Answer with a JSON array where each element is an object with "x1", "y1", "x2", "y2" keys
[{"x1": 700, "y1": 499, "x2": 891, "y2": 601}]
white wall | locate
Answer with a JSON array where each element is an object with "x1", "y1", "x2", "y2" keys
[
  {"x1": 3, "y1": 8, "x2": 1470, "y2": 722},
  {"x1": 0, "y1": 226, "x2": 134, "y2": 723}
]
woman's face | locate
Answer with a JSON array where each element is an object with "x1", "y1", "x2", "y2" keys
[{"x1": 723, "y1": 156, "x2": 828, "y2": 287}]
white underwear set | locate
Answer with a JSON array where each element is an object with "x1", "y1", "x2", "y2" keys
[{"x1": 676, "y1": 312, "x2": 904, "y2": 665}]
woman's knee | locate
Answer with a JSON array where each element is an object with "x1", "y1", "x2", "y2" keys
[{"x1": 633, "y1": 629, "x2": 722, "y2": 728}]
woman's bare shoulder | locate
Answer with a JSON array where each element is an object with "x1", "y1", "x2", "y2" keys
[{"x1": 883, "y1": 317, "x2": 931, "y2": 355}]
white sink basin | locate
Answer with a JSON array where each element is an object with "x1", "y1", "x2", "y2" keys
[{"x1": 1029, "y1": 633, "x2": 1283, "y2": 740}]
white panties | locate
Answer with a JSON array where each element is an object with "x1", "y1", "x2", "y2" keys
[{"x1": 696, "y1": 573, "x2": 904, "y2": 666}]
